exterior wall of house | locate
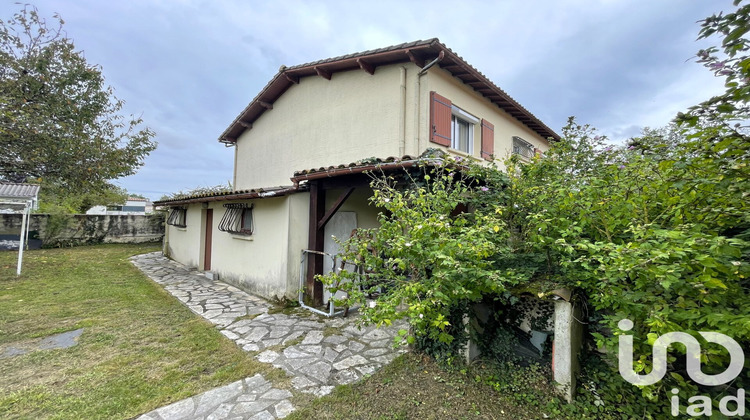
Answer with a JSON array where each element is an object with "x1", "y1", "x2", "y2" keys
[
  {"x1": 233, "y1": 61, "x2": 551, "y2": 191},
  {"x1": 165, "y1": 205, "x2": 203, "y2": 268},
  {"x1": 162, "y1": 190, "x2": 379, "y2": 300},
  {"x1": 326, "y1": 188, "x2": 380, "y2": 230},
  {"x1": 285, "y1": 192, "x2": 310, "y2": 297},
  {"x1": 164, "y1": 198, "x2": 298, "y2": 300},
  {"x1": 419, "y1": 67, "x2": 551, "y2": 166},
  {"x1": 207, "y1": 196, "x2": 291, "y2": 299},
  {"x1": 235, "y1": 64, "x2": 416, "y2": 190}
]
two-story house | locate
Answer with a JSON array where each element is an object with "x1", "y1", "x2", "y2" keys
[{"x1": 155, "y1": 38, "x2": 559, "y2": 304}]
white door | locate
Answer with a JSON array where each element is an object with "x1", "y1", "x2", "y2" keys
[{"x1": 323, "y1": 211, "x2": 357, "y2": 304}]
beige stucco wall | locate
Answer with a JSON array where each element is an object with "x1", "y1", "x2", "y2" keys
[
  {"x1": 162, "y1": 188, "x2": 382, "y2": 300},
  {"x1": 418, "y1": 67, "x2": 551, "y2": 166},
  {"x1": 325, "y1": 187, "x2": 380, "y2": 230},
  {"x1": 233, "y1": 61, "x2": 552, "y2": 190},
  {"x1": 164, "y1": 206, "x2": 202, "y2": 268},
  {"x1": 235, "y1": 64, "x2": 423, "y2": 190},
  {"x1": 163, "y1": 197, "x2": 298, "y2": 300},
  {"x1": 285, "y1": 192, "x2": 310, "y2": 297},
  {"x1": 207, "y1": 196, "x2": 291, "y2": 299}
]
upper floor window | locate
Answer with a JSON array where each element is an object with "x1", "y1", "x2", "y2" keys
[
  {"x1": 512, "y1": 136, "x2": 535, "y2": 160},
  {"x1": 430, "y1": 91, "x2": 493, "y2": 160},
  {"x1": 167, "y1": 207, "x2": 187, "y2": 227},
  {"x1": 451, "y1": 106, "x2": 478, "y2": 154},
  {"x1": 218, "y1": 203, "x2": 253, "y2": 235}
]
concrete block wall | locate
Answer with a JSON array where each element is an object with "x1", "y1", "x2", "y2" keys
[{"x1": 0, "y1": 213, "x2": 164, "y2": 247}]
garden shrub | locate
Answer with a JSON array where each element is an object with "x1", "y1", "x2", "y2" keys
[{"x1": 321, "y1": 2, "x2": 750, "y2": 416}]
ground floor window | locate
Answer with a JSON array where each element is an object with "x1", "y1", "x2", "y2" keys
[
  {"x1": 218, "y1": 203, "x2": 253, "y2": 235},
  {"x1": 166, "y1": 207, "x2": 187, "y2": 227}
]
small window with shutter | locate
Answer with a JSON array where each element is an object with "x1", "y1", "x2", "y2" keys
[
  {"x1": 512, "y1": 136, "x2": 535, "y2": 160},
  {"x1": 218, "y1": 203, "x2": 253, "y2": 235},
  {"x1": 167, "y1": 207, "x2": 187, "y2": 228}
]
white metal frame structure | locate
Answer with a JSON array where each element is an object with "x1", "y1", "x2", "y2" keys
[{"x1": 0, "y1": 183, "x2": 39, "y2": 275}]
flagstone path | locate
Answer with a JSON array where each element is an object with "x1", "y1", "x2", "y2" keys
[{"x1": 131, "y1": 252, "x2": 406, "y2": 420}]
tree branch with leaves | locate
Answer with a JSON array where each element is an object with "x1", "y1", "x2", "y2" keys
[{"x1": 0, "y1": 5, "x2": 156, "y2": 212}]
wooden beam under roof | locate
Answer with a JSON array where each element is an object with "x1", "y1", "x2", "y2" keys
[
  {"x1": 285, "y1": 73, "x2": 300, "y2": 84},
  {"x1": 357, "y1": 58, "x2": 375, "y2": 75},
  {"x1": 405, "y1": 49, "x2": 425, "y2": 67},
  {"x1": 315, "y1": 66, "x2": 332, "y2": 80}
]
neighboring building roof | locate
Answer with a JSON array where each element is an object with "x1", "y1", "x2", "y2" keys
[
  {"x1": 219, "y1": 38, "x2": 560, "y2": 145},
  {"x1": 0, "y1": 183, "x2": 40, "y2": 200}
]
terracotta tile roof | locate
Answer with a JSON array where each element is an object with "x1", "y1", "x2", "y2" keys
[
  {"x1": 0, "y1": 183, "x2": 40, "y2": 200},
  {"x1": 155, "y1": 151, "x2": 454, "y2": 207},
  {"x1": 219, "y1": 38, "x2": 559, "y2": 145},
  {"x1": 290, "y1": 149, "x2": 461, "y2": 186},
  {"x1": 285, "y1": 39, "x2": 436, "y2": 71},
  {"x1": 153, "y1": 186, "x2": 299, "y2": 207},
  {"x1": 292, "y1": 155, "x2": 419, "y2": 177}
]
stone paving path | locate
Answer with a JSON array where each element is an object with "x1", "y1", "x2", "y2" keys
[{"x1": 131, "y1": 252, "x2": 406, "y2": 420}]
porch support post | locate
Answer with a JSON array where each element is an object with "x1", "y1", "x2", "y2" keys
[
  {"x1": 306, "y1": 181, "x2": 326, "y2": 305},
  {"x1": 553, "y1": 299, "x2": 584, "y2": 403},
  {"x1": 317, "y1": 187, "x2": 354, "y2": 230}
]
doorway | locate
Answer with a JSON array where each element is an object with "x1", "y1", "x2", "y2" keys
[{"x1": 204, "y1": 209, "x2": 213, "y2": 271}]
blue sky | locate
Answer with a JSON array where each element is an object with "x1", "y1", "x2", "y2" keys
[{"x1": 1, "y1": 1, "x2": 733, "y2": 200}]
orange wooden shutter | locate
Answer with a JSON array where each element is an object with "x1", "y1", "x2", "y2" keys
[
  {"x1": 481, "y1": 119, "x2": 494, "y2": 160},
  {"x1": 430, "y1": 91, "x2": 452, "y2": 147}
]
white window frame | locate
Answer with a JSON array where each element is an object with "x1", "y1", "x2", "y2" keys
[{"x1": 450, "y1": 105, "x2": 478, "y2": 154}]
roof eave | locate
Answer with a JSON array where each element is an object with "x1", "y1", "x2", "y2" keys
[
  {"x1": 218, "y1": 38, "x2": 560, "y2": 145},
  {"x1": 154, "y1": 186, "x2": 300, "y2": 207}
]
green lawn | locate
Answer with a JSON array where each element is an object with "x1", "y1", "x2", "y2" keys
[
  {"x1": 0, "y1": 244, "x2": 561, "y2": 420},
  {"x1": 287, "y1": 353, "x2": 551, "y2": 420},
  {"x1": 0, "y1": 244, "x2": 280, "y2": 420}
]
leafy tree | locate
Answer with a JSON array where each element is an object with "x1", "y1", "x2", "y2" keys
[{"x1": 0, "y1": 5, "x2": 155, "y2": 212}]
